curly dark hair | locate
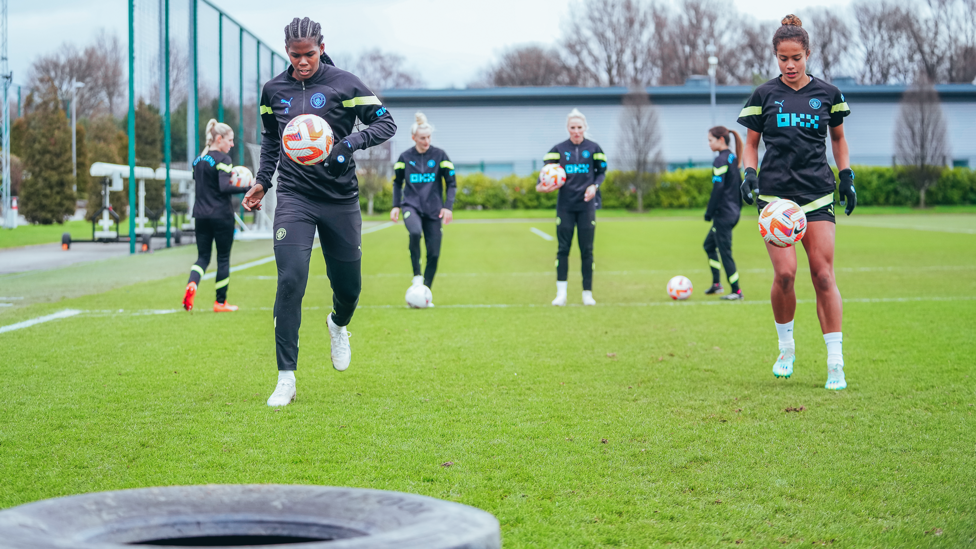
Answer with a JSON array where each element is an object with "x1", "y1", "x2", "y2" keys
[{"x1": 773, "y1": 14, "x2": 810, "y2": 53}]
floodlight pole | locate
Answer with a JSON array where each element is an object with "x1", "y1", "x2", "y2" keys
[
  {"x1": 217, "y1": 13, "x2": 223, "y2": 122},
  {"x1": 70, "y1": 80, "x2": 85, "y2": 191},
  {"x1": 707, "y1": 42, "x2": 718, "y2": 127},
  {"x1": 1, "y1": 0, "x2": 11, "y2": 230},
  {"x1": 128, "y1": 0, "x2": 136, "y2": 254},
  {"x1": 163, "y1": 0, "x2": 172, "y2": 247}
]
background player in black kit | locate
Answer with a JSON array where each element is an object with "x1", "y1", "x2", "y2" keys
[
  {"x1": 703, "y1": 125, "x2": 744, "y2": 301},
  {"x1": 182, "y1": 119, "x2": 250, "y2": 313},
  {"x1": 390, "y1": 112, "x2": 456, "y2": 299},
  {"x1": 242, "y1": 17, "x2": 396, "y2": 407},
  {"x1": 737, "y1": 15, "x2": 855, "y2": 391},
  {"x1": 539, "y1": 109, "x2": 607, "y2": 307}
]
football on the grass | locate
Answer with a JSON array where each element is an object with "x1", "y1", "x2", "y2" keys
[
  {"x1": 405, "y1": 284, "x2": 433, "y2": 309},
  {"x1": 667, "y1": 275, "x2": 693, "y2": 300}
]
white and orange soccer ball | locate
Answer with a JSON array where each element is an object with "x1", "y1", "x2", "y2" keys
[
  {"x1": 405, "y1": 284, "x2": 433, "y2": 309},
  {"x1": 282, "y1": 114, "x2": 334, "y2": 165},
  {"x1": 538, "y1": 163, "x2": 567, "y2": 192},
  {"x1": 758, "y1": 199, "x2": 807, "y2": 248},
  {"x1": 667, "y1": 275, "x2": 693, "y2": 300},
  {"x1": 230, "y1": 166, "x2": 254, "y2": 187}
]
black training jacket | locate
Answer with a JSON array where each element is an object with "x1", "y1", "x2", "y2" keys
[
  {"x1": 705, "y1": 149, "x2": 742, "y2": 222},
  {"x1": 257, "y1": 62, "x2": 397, "y2": 203},
  {"x1": 392, "y1": 146, "x2": 457, "y2": 216},
  {"x1": 543, "y1": 139, "x2": 607, "y2": 212},
  {"x1": 192, "y1": 150, "x2": 248, "y2": 219}
]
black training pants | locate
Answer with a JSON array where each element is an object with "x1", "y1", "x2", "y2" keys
[
  {"x1": 188, "y1": 217, "x2": 235, "y2": 304},
  {"x1": 703, "y1": 217, "x2": 739, "y2": 289},
  {"x1": 556, "y1": 207, "x2": 596, "y2": 291},
  {"x1": 273, "y1": 191, "x2": 362, "y2": 372},
  {"x1": 402, "y1": 207, "x2": 443, "y2": 288}
]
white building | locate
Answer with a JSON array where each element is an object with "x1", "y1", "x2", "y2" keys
[{"x1": 379, "y1": 83, "x2": 976, "y2": 176}]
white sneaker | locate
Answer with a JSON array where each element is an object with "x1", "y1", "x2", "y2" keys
[
  {"x1": 582, "y1": 290, "x2": 596, "y2": 306},
  {"x1": 427, "y1": 302, "x2": 435, "y2": 308},
  {"x1": 772, "y1": 347, "x2": 795, "y2": 378},
  {"x1": 411, "y1": 275, "x2": 424, "y2": 287},
  {"x1": 551, "y1": 293, "x2": 567, "y2": 306},
  {"x1": 267, "y1": 378, "x2": 296, "y2": 407},
  {"x1": 825, "y1": 363, "x2": 847, "y2": 390},
  {"x1": 327, "y1": 314, "x2": 352, "y2": 372}
]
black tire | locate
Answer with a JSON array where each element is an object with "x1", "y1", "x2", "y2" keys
[
  {"x1": 0, "y1": 485, "x2": 500, "y2": 549},
  {"x1": 174, "y1": 229, "x2": 182, "y2": 245},
  {"x1": 141, "y1": 233, "x2": 152, "y2": 253},
  {"x1": 60, "y1": 233, "x2": 71, "y2": 251}
]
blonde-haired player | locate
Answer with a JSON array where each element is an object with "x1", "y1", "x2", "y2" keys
[
  {"x1": 391, "y1": 112, "x2": 457, "y2": 300},
  {"x1": 539, "y1": 108, "x2": 607, "y2": 306}
]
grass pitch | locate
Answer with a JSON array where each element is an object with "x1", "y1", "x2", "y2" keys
[{"x1": 0, "y1": 212, "x2": 974, "y2": 547}]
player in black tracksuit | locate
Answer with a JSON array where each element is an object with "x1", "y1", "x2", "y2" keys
[
  {"x1": 391, "y1": 116, "x2": 456, "y2": 291},
  {"x1": 540, "y1": 109, "x2": 607, "y2": 306},
  {"x1": 736, "y1": 15, "x2": 855, "y2": 390},
  {"x1": 703, "y1": 126, "x2": 744, "y2": 300},
  {"x1": 182, "y1": 119, "x2": 249, "y2": 313},
  {"x1": 242, "y1": 17, "x2": 396, "y2": 407}
]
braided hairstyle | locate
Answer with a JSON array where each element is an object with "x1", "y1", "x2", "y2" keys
[
  {"x1": 773, "y1": 14, "x2": 810, "y2": 53},
  {"x1": 284, "y1": 17, "x2": 334, "y2": 66}
]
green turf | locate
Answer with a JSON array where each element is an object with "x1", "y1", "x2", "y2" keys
[
  {"x1": 1, "y1": 214, "x2": 974, "y2": 548},
  {"x1": 0, "y1": 220, "x2": 96, "y2": 250}
]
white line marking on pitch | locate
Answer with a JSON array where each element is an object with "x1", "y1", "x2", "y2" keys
[
  {"x1": 530, "y1": 227, "x2": 555, "y2": 241},
  {"x1": 202, "y1": 222, "x2": 394, "y2": 280},
  {"x1": 0, "y1": 297, "x2": 24, "y2": 300},
  {"x1": 0, "y1": 309, "x2": 82, "y2": 334}
]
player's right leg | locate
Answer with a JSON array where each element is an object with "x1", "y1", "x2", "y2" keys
[
  {"x1": 421, "y1": 215, "x2": 443, "y2": 290},
  {"x1": 267, "y1": 194, "x2": 317, "y2": 407},
  {"x1": 766, "y1": 240, "x2": 798, "y2": 379},
  {"x1": 577, "y1": 209, "x2": 596, "y2": 305},
  {"x1": 703, "y1": 226, "x2": 724, "y2": 295},
  {"x1": 403, "y1": 208, "x2": 423, "y2": 286},
  {"x1": 715, "y1": 220, "x2": 742, "y2": 300},
  {"x1": 553, "y1": 210, "x2": 574, "y2": 306},
  {"x1": 316, "y1": 200, "x2": 363, "y2": 373},
  {"x1": 212, "y1": 217, "x2": 237, "y2": 312},
  {"x1": 184, "y1": 219, "x2": 215, "y2": 311}
]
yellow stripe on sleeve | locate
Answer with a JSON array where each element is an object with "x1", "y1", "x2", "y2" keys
[
  {"x1": 260, "y1": 105, "x2": 273, "y2": 115},
  {"x1": 440, "y1": 161, "x2": 455, "y2": 170},
  {"x1": 393, "y1": 162, "x2": 405, "y2": 170},
  {"x1": 342, "y1": 96, "x2": 382, "y2": 108},
  {"x1": 739, "y1": 106, "x2": 762, "y2": 117},
  {"x1": 593, "y1": 153, "x2": 607, "y2": 161},
  {"x1": 543, "y1": 153, "x2": 560, "y2": 161},
  {"x1": 216, "y1": 163, "x2": 232, "y2": 173},
  {"x1": 713, "y1": 165, "x2": 729, "y2": 176},
  {"x1": 831, "y1": 102, "x2": 850, "y2": 113}
]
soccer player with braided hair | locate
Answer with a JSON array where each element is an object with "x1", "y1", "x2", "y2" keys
[
  {"x1": 737, "y1": 14, "x2": 855, "y2": 390},
  {"x1": 182, "y1": 119, "x2": 250, "y2": 313},
  {"x1": 242, "y1": 16, "x2": 396, "y2": 407}
]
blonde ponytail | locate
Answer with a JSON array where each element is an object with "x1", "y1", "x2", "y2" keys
[{"x1": 200, "y1": 119, "x2": 234, "y2": 156}]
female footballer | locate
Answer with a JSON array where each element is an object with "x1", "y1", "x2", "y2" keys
[
  {"x1": 390, "y1": 112, "x2": 456, "y2": 299},
  {"x1": 737, "y1": 14, "x2": 855, "y2": 390},
  {"x1": 539, "y1": 108, "x2": 607, "y2": 306},
  {"x1": 703, "y1": 125, "x2": 744, "y2": 301},
  {"x1": 182, "y1": 119, "x2": 249, "y2": 313},
  {"x1": 242, "y1": 17, "x2": 397, "y2": 407}
]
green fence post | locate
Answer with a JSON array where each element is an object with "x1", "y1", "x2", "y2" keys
[
  {"x1": 164, "y1": 0, "x2": 172, "y2": 248},
  {"x1": 192, "y1": 0, "x2": 199, "y2": 157},
  {"x1": 218, "y1": 13, "x2": 223, "y2": 122},
  {"x1": 128, "y1": 0, "x2": 136, "y2": 254},
  {"x1": 255, "y1": 43, "x2": 261, "y2": 144},
  {"x1": 238, "y1": 27, "x2": 244, "y2": 166}
]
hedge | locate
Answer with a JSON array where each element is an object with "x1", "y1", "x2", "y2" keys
[{"x1": 359, "y1": 166, "x2": 976, "y2": 212}]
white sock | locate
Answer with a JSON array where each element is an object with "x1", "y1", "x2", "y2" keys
[
  {"x1": 278, "y1": 371, "x2": 295, "y2": 383},
  {"x1": 776, "y1": 321, "x2": 795, "y2": 350},
  {"x1": 556, "y1": 281, "x2": 567, "y2": 295},
  {"x1": 823, "y1": 332, "x2": 843, "y2": 365}
]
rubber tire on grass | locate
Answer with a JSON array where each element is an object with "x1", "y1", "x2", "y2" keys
[
  {"x1": 174, "y1": 229, "x2": 182, "y2": 245},
  {"x1": 0, "y1": 484, "x2": 500, "y2": 549},
  {"x1": 141, "y1": 233, "x2": 152, "y2": 253},
  {"x1": 61, "y1": 232, "x2": 71, "y2": 251}
]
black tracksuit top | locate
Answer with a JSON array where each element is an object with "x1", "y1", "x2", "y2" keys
[
  {"x1": 257, "y1": 62, "x2": 397, "y2": 203},
  {"x1": 543, "y1": 138, "x2": 608, "y2": 212},
  {"x1": 192, "y1": 150, "x2": 248, "y2": 219},
  {"x1": 705, "y1": 149, "x2": 742, "y2": 222},
  {"x1": 392, "y1": 146, "x2": 457, "y2": 216}
]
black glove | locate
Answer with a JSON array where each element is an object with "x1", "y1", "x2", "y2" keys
[
  {"x1": 326, "y1": 139, "x2": 354, "y2": 178},
  {"x1": 838, "y1": 168, "x2": 856, "y2": 216},
  {"x1": 704, "y1": 214, "x2": 712, "y2": 222},
  {"x1": 740, "y1": 168, "x2": 758, "y2": 205}
]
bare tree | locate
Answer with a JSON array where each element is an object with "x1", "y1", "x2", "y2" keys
[
  {"x1": 733, "y1": 19, "x2": 779, "y2": 85},
  {"x1": 945, "y1": 0, "x2": 976, "y2": 82},
  {"x1": 355, "y1": 142, "x2": 392, "y2": 215},
  {"x1": 656, "y1": 0, "x2": 743, "y2": 85},
  {"x1": 803, "y1": 8, "x2": 854, "y2": 81},
  {"x1": 560, "y1": 0, "x2": 662, "y2": 86},
  {"x1": 480, "y1": 45, "x2": 577, "y2": 86},
  {"x1": 350, "y1": 49, "x2": 424, "y2": 92},
  {"x1": 853, "y1": 0, "x2": 917, "y2": 84},
  {"x1": 617, "y1": 89, "x2": 664, "y2": 212},
  {"x1": 895, "y1": 78, "x2": 949, "y2": 208},
  {"x1": 88, "y1": 30, "x2": 126, "y2": 117}
]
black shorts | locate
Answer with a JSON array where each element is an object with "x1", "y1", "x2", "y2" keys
[
  {"x1": 756, "y1": 192, "x2": 836, "y2": 224},
  {"x1": 273, "y1": 190, "x2": 362, "y2": 261}
]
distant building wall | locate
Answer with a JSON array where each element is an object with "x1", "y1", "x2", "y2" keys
[{"x1": 380, "y1": 85, "x2": 976, "y2": 175}]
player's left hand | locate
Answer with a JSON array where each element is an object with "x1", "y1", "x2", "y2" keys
[
  {"x1": 838, "y1": 168, "x2": 856, "y2": 216},
  {"x1": 584, "y1": 185, "x2": 597, "y2": 202},
  {"x1": 242, "y1": 183, "x2": 265, "y2": 211},
  {"x1": 704, "y1": 214, "x2": 712, "y2": 222},
  {"x1": 325, "y1": 139, "x2": 354, "y2": 178},
  {"x1": 439, "y1": 209, "x2": 453, "y2": 225}
]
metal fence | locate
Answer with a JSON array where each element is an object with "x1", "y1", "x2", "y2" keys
[{"x1": 128, "y1": 0, "x2": 286, "y2": 251}]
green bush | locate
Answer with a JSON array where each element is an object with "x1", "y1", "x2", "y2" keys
[{"x1": 358, "y1": 165, "x2": 975, "y2": 213}]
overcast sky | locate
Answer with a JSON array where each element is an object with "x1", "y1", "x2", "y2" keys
[{"x1": 11, "y1": 0, "x2": 853, "y2": 90}]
